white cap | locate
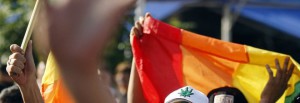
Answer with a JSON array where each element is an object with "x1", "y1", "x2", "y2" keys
[{"x1": 164, "y1": 86, "x2": 209, "y2": 103}]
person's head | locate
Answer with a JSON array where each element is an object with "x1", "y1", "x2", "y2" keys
[
  {"x1": 98, "y1": 61, "x2": 113, "y2": 87},
  {"x1": 0, "y1": 64, "x2": 13, "y2": 83},
  {"x1": 207, "y1": 87, "x2": 247, "y2": 103},
  {"x1": 114, "y1": 61, "x2": 131, "y2": 94},
  {"x1": 0, "y1": 85, "x2": 23, "y2": 103},
  {"x1": 165, "y1": 86, "x2": 209, "y2": 103}
]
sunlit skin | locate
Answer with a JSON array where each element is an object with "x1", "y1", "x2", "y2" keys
[
  {"x1": 6, "y1": 41, "x2": 43, "y2": 103},
  {"x1": 6, "y1": 0, "x2": 137, "y2": 103}
]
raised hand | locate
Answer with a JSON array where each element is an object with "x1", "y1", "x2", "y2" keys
[
  {"x1": 127, "y1": 13, "x2": 151, "y2": 103},
  {"x1": 42, "y1": 0, "x2": 136, "y2": 102},
  {"x1": 6, "y1": 41, "x2": 43, "y2": 103},
  {"x1": 130, "y1": 13, "x2": 151, "y2": 43},
  {"x1": 6, "y1": 41, "x2": 36, "y2": 86},
  {"x1": 45, "y1": 0, "x2": 137, "y2": 59},
  {"x1": 260, "y1": 57, "x2": 295, "y2": 103}
]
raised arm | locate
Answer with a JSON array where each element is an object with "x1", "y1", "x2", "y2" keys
[
  {"x1": 127, "y1": 13, "x2": 151, "y2": 103},
  {"x1": 127, "y1": 59, "x2": 147, "y2": 103},
  {"x1": 43, "y1": 0, "x2": 136, "y2": 102},
  {"x1": 260, "y1": 57, "x2": 295, "y2": 103},
  {"x1": 6, "y1": 41, "x2": 44, "y2": 103}
]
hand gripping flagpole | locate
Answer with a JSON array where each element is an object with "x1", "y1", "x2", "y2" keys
[{"x1": 21, "y1": 0, "x2": 41, "y2": 51}]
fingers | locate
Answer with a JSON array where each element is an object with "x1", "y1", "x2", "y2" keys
[
  {"x1": 6, "y1": 65, "x2": 23, "y2": 77},
  {"x1": 275, "y1": 58, "x2": 282, "y2": 78},
  {"x1": 130, "y1": 27, "x2": 135, "y2": 36},
  {"x1": 139, "y1": 16, "x2": 144, "y2": 24},
  {"x1": 44, "y1": 0, "x2": 65, "y2": 13},
  {"x1": 263, "y1": 57, "x2": 296, "y2": 102},
  {"x1": 265, "y1": 64, "x2": 273, "y2": 79},
  {"x1": 7, "y1": 44, "x2": 27, "y2": 77},
  {"x1": 272, "y1": 57, "x2": 295, "y2": 85},
  {"x1": 7, "y1": 53, "x2": 26, "y2": 78},
  {"x1": 25, "y1": 40, "x2": 33, "y2": 60},
  {"x1": 286, "y1": 64, "x2": 295, "y2": 82},
  {"x1": 131, "y1": 13, "x2": 152, "y2": 38},
  {"x1": 145, "y1": 12, "x2": 151, "y2": 17},
  {"x1": 130, "y1": 27, "x2": 138, "y2": 43},
  {"x1": 9, "y1": 53, "x2": 26, "y2": 63},
  {"x1": 283, "y1": 57, "x2": 289, "y2": 73},
  {"x1": 8, "y1": 59, "x2": 25, "y2": 69},
  {"x1": 133, "y1": 27, "x2": 140, "y2": 38},
  {"x1": 130, "y1": 27, "x2": 141, "y2": 40},
  {"x1": 135, "y1": 21, "x2": 142, "y2": 30},
  {"x1": 275, "y1": 58, "x2": 281, "y2": 71},
  {"x1": 10, "y1": 44, "x2": 24, "y2": 54},
  {"x1": 135, "y1": 21, "x2": 143, "y2": 36}
]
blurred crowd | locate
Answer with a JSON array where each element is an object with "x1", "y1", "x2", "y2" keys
[{"x1": 0, "y1": 60, "x2": 132, "y2": 103}]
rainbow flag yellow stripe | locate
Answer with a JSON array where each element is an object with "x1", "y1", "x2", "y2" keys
[{"x1": 41, "y1": 52, "x2": 74, "y2": 103}]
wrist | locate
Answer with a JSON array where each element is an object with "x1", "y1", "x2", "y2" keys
[
  {"x1": 19, "y1": 81, "x2": 39, "y2": 91},
  {"x1": 260, "y1": 99, "x2": 269, "y2": 103},
  {"x1": 260, "y1": 98, "x2": 275, "y2": 103},
  {"x1": 18, "y1": 81, "x2": 44, "y2": 103},
  {"x1": 18, "y1": 77, "x2": 38, "y2": 89},
  {"x1": 19, "y1": 81, "x2": 40, "y2": 98}
]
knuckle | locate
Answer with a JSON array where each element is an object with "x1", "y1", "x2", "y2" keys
[
  {"x1": 10, "y1": 53, "x2": 22, "y2": 59},
  {"x1": 8, "y1": 54, "x2": 14, "y2": 59},
  {"x1": 11, "y1": 59, "x2": 21, "y2": 65},
  {"x1": 19, "y1": 62, "x2": 25, "y2": 68},
  {"x1": 6, "y1": 66, "x2": 12, "y2": 73},
  {"x1": 7, "y1": 68, "x2": 17, "y2": 76},
  {"x1": 10, "y1": 59, "x2": 17, "y2": 65},
  {"x1": 6, "y1": 59, "x2": 10, "y2": 65},
  {"x1": 10, "y1": 66, "x2": 17, "y2": 71},
  {"x1": 10, "y1": 67, "x2": 21, "y2": 74}
]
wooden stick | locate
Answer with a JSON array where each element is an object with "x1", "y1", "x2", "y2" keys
[{"x1": 21, "y1": 0, "x2": 41, "y2": 51}]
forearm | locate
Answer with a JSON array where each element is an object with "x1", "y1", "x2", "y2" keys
[
  {"x1": 260, "y1": 93, "x2": 276, "y2": 103},
  {"x1": 46, "y1": 0, "x2": 136, "y2": 102},
  {"x1": 56, "y1": 58, "x2": 116, "y2": 103},
  {"x1": 260, "y1": 99, "x2": 275, "y2": 103},
  {"x1": 19, "y1": 82, "x2": 44, "y2": 103},
  {"x1": 127, "y1": 59, "x2": 147, "y2": 103}
]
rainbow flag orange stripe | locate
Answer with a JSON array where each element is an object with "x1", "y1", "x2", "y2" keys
[{"x1": 131, "y1": 16, "x2": 300, "y2": 103}]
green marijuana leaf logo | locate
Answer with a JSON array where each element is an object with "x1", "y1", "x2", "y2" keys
[{"x1": 179, "y1": 87, "x2": 194, "y2": 97}]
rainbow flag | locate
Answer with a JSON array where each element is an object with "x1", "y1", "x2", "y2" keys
[
  {"x1": 131, "y1": 16, "x2": 300, "y2": 103},
  {"x1": 41, "y1": 52, "x2": 74, "y2": 103}
]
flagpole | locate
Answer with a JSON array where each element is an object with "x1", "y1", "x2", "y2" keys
[
  {"x1": 134, "y1": 0, "x2": 146, "y2": 21},
  {"x1": 221, "y1": 3, "x2": 232, "y2": 42},
  {"x1": 21, "y1": 0, "x2": 41, "y2": 51}
]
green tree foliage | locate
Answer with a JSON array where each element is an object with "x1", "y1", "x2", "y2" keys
[
  {"x1": 0, "y1": 0, "x2": 132, "y2": 72},
  {"x1": 103, "y1": 15, "x2": 134, "y2": 73},
  {"x1": 0, "y1": 0, "x2": 34, "y2": 63}
]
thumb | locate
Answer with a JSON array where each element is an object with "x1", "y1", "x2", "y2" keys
[{"x1": 25, "y1": 40, "x2": 33, "y2": 61}]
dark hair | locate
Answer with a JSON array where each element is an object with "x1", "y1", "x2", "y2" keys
[
  {"x1": 0, "y1": 85, "x2": 23, "y2": 103},
  {"x1": 0, "y1": 64, "x2": 8, "y2": 76},
  {"x1": 207, "y1": 86, "x2": 248, "y2": 103},
  {"x1": 115, "y1": 61, "x2": 131, "y2": 74}
]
